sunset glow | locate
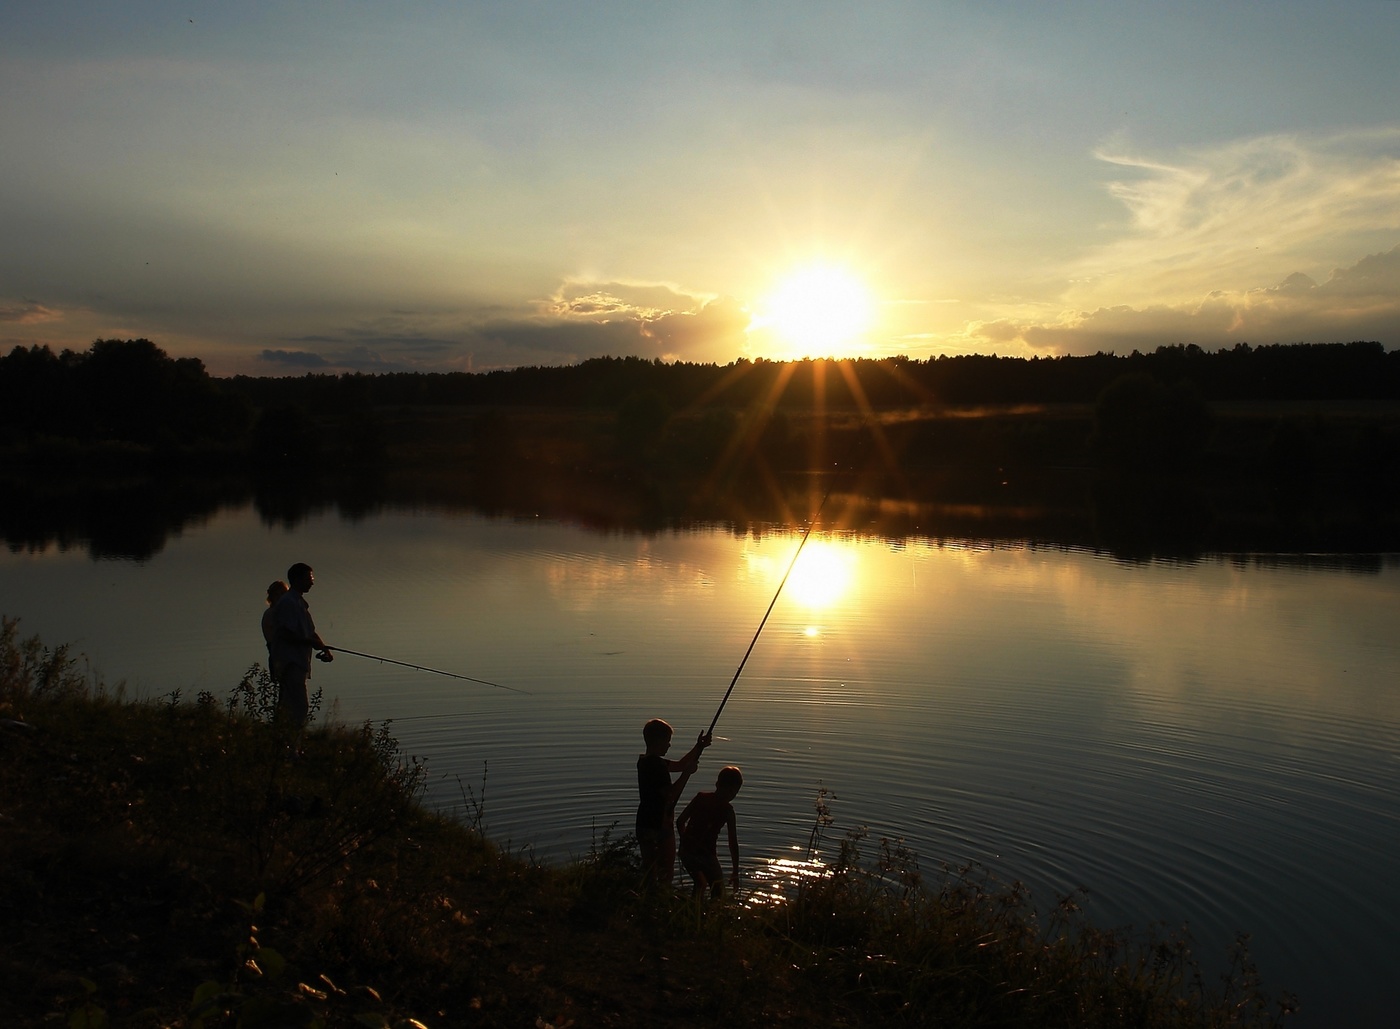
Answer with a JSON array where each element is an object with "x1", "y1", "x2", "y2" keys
[
  {"x1": 2, "y1": 7, "x2": 1397, "y2": 374},
  {"x1": 755, "y1": 265, "x2": 876, "y2": 357}
]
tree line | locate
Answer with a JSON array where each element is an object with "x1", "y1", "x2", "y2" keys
[
  {"x1": 2, "y1": 337, "x2": 1397, "y2": 455},
  {"x1": 0, "y1": 338, "x2": 251, "y2": 449},
  {"x1": 230, "y1": 340, "x2": 1400, "y2": 415}
]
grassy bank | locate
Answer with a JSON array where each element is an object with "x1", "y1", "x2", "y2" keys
[{"x1": 1, "y1": 617, "x2": 1294, "y2": 1028}]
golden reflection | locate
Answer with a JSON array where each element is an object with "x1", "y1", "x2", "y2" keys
[
  {"x1": 786, "y1": 538, "x2": 856, "y2": 611},
  {"x1": 740, "y1": 852, "x2": 831, "y2": 909}
]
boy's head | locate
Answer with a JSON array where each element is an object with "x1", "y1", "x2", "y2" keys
[
  {"x1": 716, "y1": 765, "x2": 743, "y2": 799},
  {"x1": 642, "y1": 718, "x2": 674, "y2": 752}
]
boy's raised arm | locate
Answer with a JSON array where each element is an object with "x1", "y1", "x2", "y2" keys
[
  {"x1": 666, "y1": 763, "x2": 694, "y2": 810},
  {"x1": 665, "y1": 732, "x2": 711, "y2": 808},
  {"x1": 684, "y1": 731, "x2": 712, "y2": 770}
]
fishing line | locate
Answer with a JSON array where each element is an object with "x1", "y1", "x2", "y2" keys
[
  {"x1": 325, "y1": 646, "x2": 530, "y2": 694},
  {"x1": 706, "y1": 477, "x2": 840, "y2": 737}
]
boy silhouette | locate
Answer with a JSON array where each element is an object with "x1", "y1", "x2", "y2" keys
[
  {"x1": 676, "y1": 765, "x2": 743, "y2": 898},
  {"x1": 636, "y1": 718, "x2": 710, "y2": 886}
]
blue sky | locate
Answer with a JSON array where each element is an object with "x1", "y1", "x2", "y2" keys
[{"x1": 3, "y1": 1, "x2": 1400, "y2": 375}]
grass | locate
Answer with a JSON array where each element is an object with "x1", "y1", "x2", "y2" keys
[{"x1": 1, "y1": 615, "x2": 1296, "y2": 1028}]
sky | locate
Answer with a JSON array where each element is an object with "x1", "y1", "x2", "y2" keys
[{"x1": 3, "y1": 1, "x2": 1400, "y2": 377}]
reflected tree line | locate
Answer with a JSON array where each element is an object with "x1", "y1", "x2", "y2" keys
[{"x1": 2, "y1": 338, "x2": 1399, "y2": 561}]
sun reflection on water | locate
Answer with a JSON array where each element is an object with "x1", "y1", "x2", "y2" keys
[
  {"x1": 740, "y1": 851, "x2": 831, "y2": 910},
  {"x1": 784, "y1": 538, "x2": 857, "y2": 611}
]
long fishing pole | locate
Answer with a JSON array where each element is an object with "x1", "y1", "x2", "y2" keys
[
  {"x1": 324, "y1": 646, "x2": 529, "y2": 694},
  {"x1": 707, "y1": 482, "x2": 839, "y2": 737}
]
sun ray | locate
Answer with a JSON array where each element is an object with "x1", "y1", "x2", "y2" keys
[{"x1": 834, "y1": 359, "x2": 903, "y2": 485}]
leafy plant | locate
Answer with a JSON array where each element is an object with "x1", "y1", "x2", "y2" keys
[
  {"x1": 229, "y1": 662, "x2": 322, "y2": 726},
  {"x1": 0, "y1": 614, "x2": 92, "y2": 704}
]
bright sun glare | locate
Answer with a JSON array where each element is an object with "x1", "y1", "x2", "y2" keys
[
  {"x1": 785, "y1": 540, "x2": 855, "y2": 611},
  {"x1": 758, "y1": 264, "x2": 875, "y2": 356}
]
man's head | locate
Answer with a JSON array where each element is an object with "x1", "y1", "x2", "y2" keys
[{"x1": 287, "y1": 563, "x2": 315, "y2": 593}]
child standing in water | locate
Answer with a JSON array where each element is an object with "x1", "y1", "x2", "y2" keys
[
  {"x1": 636, "y1": 718, "x2": 710, "y2": 886},
  {"x1": 676, "y1": 765, "x2": 743, "y2": 898}
]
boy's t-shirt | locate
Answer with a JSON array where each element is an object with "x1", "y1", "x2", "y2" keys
[
  {"x1": 636, "y1": 754, "x2": 672, "y2": 834},
  {"x1": 678, "y1": 790, "x2": 732, "y2": 851}
]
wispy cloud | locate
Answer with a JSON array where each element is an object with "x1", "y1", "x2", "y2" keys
[
  {"x1": 0, "y1": 302, "x2": 60, "y2": 325},
  {"x1": 957, "y1": 130, "x2": 1400, "y2": 355},
  {"x1": 1077, "y1": 129, "x2": 1400, "y2": 304},
  {"x1": 543, "y1": 279, "x2": 710, "y2": 322},
  {"x1": 958, "y1": 244, "x2": 1400, "y2": 356}
]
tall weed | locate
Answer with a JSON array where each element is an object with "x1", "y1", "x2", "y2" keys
[{"x1": 0, "y1": 614, "x2": 97, "y2": 705}]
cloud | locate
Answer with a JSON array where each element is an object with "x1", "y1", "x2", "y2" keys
[
  {"x1": 481, "y1": 278, "x2": 752, "y2": 364},
  {"x1": 263, "y1": 335, "x2": 463, "y2": 374},
  {"x1": 544, "y1": 279, "x2": 700, "y2": 321},
  {"x1": 641, "y1": 296, "x2": 751, "y2": 361},
  {"x1": 468, "y1": 318, "x2": 648, "y2": 363},
  {"x1": 260, "y1": 349, "x2": 331, "y2": 369},
  {"x1": 1073, "y1": 128, "x2": 1400, "y2": 306},
  {"x1": 244, "y1": 282, "x2": 756, "y2": 376},
  {"x1": 958, "y1": 244, "x2": 1400, "y2": 356},
  {"x1": 947, "y1": 130, "x2": 1400, "y2": 357},
  {"x1": 0, "y1": 301, "x2": 60, "y2": 324}
]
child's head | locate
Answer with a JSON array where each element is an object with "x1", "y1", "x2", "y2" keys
[
  {"x1": 642, "y1": 718, "x2": 674, "y2": 752},
  {"x1": 716, "y1": 765, "x2": 743, "y2": 799}
]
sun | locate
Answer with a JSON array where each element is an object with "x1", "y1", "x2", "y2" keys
[{"x1": 756, "y1": 263, "x2": 875, "y2": 357}]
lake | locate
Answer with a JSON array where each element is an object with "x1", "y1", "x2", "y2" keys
[{"x1": 2, "y1": 498, "x2": 1397, "y2": 1027}]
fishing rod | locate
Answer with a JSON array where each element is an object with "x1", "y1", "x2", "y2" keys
[
  {"x1": 706, "y1": 480, "x2": 840, "y2": 737},
  {"x1": 324, "y1": 646, "x2": 530, "y2": 694}
]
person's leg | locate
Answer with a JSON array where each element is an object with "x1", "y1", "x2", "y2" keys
[
  {"x1": 638, "y1": 828, "x2": 663, "y2": 885},
  {"x1": 679, "y1": 848, "x2": 706, "y2": 896},
  {"x1": 701, "y1": 852, "x2": 723, "y2": 898},
  {"x1": 276, "y1": 663, "x2": 310, "y2": 728},
  {"x1": 658, "y1": 827, "x2": 677, "y2": 885}
]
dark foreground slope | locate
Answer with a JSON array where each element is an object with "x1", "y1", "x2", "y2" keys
[{"x1": 1, "y1": 619, "x2": 1294, "y2": 1029}]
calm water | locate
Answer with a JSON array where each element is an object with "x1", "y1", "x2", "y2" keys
[{"x1": 3, "y1": 503, "x2": 1398, "y2": 1027}]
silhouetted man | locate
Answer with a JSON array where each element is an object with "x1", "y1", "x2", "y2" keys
[{"x1": 269, "y1": 562, "x2": 331, "y2": 728}]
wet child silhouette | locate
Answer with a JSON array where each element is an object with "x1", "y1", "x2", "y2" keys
[{"x1": 676, "y1": 765, "x2": 743, "y2": 898}]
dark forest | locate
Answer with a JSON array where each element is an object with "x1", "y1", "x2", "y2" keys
[{"x1": 3, "y1": 338, "x2": 1399, "y2": 558}]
